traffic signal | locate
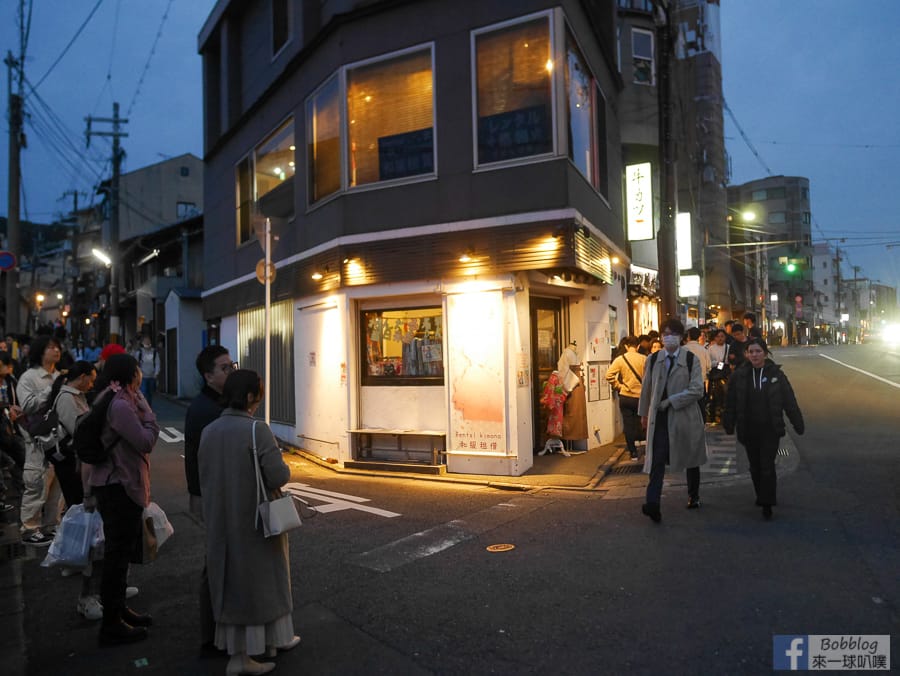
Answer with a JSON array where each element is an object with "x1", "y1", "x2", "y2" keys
[{"x1": 785, "y1": 261, "x2": 797, "y2": 273}]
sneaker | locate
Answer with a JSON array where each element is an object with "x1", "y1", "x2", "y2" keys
[
  {"x1": 22, "y1": 530, "x2": 53, "y2": 547},
  {"x1": 60, "y1": 567, "x2": 80, "y2": 577},
  {"x1": 77, "y1": 595, "x2": 103, "y2": 621},
  {"x1": 125, "y1": 586, "x2": 139, "y2": 599}
]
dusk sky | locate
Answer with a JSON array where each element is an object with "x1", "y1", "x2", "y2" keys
[{"x1": 1, "y1": 1, "x2": 898, "y2": 292}]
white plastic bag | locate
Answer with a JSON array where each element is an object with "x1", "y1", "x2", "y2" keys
[
  {"x1": 41, "y1": 504, "x2": 103, "y2": 569},
  {"x1": 143, "y1": 502, "x2": 174, "y2": 549}
]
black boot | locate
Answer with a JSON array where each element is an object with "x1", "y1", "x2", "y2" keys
[
  {"x1": 122, "y1": 606, "x2": 153, "y2": 627},
  {"x1": 99, "y1": 618, "x2": 149, "y2": 646}
]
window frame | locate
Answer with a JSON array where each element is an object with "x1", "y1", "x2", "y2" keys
[
  {"x1": 470, "y1": 10, "x2": 558, "y2": 171},
  {"x1": 344, "y1": 43, "x2": 437, "y2": 193},
  {"x1": 235, "y1": 116, "x2": 296, "y2": 247},
  {"x1": 359, "y1": 305, "x2": 445, "y2": 387},
  {"x1": 631, "y1": 27, "x2": 655, "y2": 86},
  {"x1": 271, "y1": 0, "x2": 292, "y2": 60},
  {"x1": 305, "y1": 72, "x2": 343, "y2": 208}
]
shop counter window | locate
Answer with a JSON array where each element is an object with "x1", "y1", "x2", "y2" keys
[{"x1": 361, "y1": 307, "x2": 444, "y2": 385}]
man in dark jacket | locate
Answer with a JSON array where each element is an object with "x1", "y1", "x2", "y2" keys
[{"x1": 184, "y1": 344, "x2": 233, "y2": 652}]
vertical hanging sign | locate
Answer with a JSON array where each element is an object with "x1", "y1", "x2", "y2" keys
[{"x1": 626, "y1": 162, "x2": 654, "y2": 241}]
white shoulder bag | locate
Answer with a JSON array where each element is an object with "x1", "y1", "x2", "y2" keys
[{"x1": 252, "y1": 420, "x2": 302, "y2": 537}]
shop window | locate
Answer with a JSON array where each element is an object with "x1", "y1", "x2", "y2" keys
[
  {"x1": 346, "y1": 47, "x2": 434, "y2": 187},
  {"x1": 632, "y1": 28, "x2": 654, "y2": 85},
  {"x1": 255, "y1": 118, "x2": 295, "y2": 218},
  {"x1": 474, "y1": 15, "x2": 553, "y2": 165},
  {"x1": 307, "y1": 75, "x2": 341, "y2": 204},
  {"x1": 361, "y1": 307, "x2": 444, "y2": 385}
]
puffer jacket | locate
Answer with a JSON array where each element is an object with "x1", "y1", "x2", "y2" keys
[{"x1": 723, "y1": 358, "x2": 804, "y2": 441}]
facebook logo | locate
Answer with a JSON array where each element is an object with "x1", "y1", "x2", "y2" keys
[{"x1": 774, "y1": 635, "x2": 808, "y2": 670}]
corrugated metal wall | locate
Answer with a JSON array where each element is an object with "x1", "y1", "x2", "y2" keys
[{"x1": 237, "y1": 300, "x2": 296, "y2": 424}]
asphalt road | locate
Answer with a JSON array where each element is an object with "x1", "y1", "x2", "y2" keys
[{"x1": 13, "y1": 343, "x2": 899, "y2": 675}]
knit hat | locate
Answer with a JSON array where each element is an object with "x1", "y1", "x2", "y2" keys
[{"x1": 99, "y1": 343, "x2": 126, "y2": 362}]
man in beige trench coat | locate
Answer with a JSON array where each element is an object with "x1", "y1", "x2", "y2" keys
[{"x1": 638, "y1": 318, "x2": 708, "y2": 522}]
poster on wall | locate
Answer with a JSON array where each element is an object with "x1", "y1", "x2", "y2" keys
[
  {"x1": 447, "y1": 291, "x2": 507, "y2": 454},
  {"x1": 587, "y1": 362, "x2": 601, "y2": 402}
]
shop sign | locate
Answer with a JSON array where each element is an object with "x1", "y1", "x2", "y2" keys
[{"x1": 625, "y1": 162, "x2": 654, "y2": 241}]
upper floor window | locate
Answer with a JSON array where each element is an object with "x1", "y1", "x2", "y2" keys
[
  {"x1": 564, "y1": 29, "x2": 608, "y2": 197},
  {"x1": 632, "y1": 28, "x2": 654, "y2": 85},
  {"x1": 346, "y1": 47, "x2": 434, "y2": 187},
  {"x1": 176, "y1": 202, "x2": 198, "y2": 220},
  {"x1": 255, "y1": 118, "x2": 295, "y2": 216},
  {"x1": 307, "y1": 75, "x2": 341, "y2": 205},
  {"x1": 801, "y1": 187, "x2": 809, "y2": 201},
  {"x1": 768, "y1": 211, "x2": 786, "y2": 224},
  {"x1": 235, "y1": 118, "x2": 295, "y2": 245},
  {"x1": 767, "y1": 186, "x2": 785, "y2": 199},
  {"x1": 802, "y1": 211, "x2": 811, "y2": 224},
  {"x1": 272, "y1": 0, "x2": 291, "y2": 56},
  {"x1": 751, "y1": 189, "x2": 766, "y2": 201},
  {"x1": 474, "y1": 15, "x2": 553, "y2": 166}
]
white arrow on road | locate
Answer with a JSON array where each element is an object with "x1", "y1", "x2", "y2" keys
[
  {"x1": 283, "y1": 482, "x2": 401, "y2": 518},
  {"x1": 158, "y1": 427, "x2": 184, "y2": 443}
]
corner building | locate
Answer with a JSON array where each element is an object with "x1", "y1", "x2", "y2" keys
[{"x1": 199, "y1": 0, "x2": 633, "y2": 476}]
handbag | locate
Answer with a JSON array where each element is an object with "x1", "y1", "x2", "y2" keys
[{"x1": 252, "y1": 420, "x2": 301, "y2": 538}]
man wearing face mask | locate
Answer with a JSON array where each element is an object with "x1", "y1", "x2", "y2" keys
[{"x1": 637, "y1": 318, "x2": 708, "y2": 522}]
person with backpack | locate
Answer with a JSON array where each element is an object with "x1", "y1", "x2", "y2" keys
[
  {"x1": 605, "y1": 336, "x2": 647, "y2": 460},
  {"x1": 134, "y1": 336, "x2": 160, "y2": 408},
  {"x1": 16, "y1": 335, "x2": 63, "y2": 546},
  {"x1": 637, "y1": 318, "x2": 708, "y2": 523},
  {"x1": 87, "y1": 353, "x2": 159, "y2": 646}
]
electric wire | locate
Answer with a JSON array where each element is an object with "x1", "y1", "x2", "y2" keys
[
  {"x1": 723, "y1": 98, "x2": 773, "y2": 176},
  {"x1": 126, "y1": 0, "x2": 174, "y2": 117},
  {"x1": 31, "y1": 0, "x2": 105, "y2": 92}
]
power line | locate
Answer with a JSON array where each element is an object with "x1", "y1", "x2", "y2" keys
[
  {"x1": 31, "y1": 0, "x2": 105, "y2": 92},
  {"x1": 723, "y1": 98, "x2": 773, "y2": 176},
  {"x1": 127, "y1": 0, "x2": 174, "y2": 117}
]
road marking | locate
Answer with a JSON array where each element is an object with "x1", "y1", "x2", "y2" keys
[
  {"x1": 283, "y1": 482, "x2": 401, "y2": 518},
  {"x1": 158, "y1": 427, "x2": 184, "y2": 443},
  {"x1": 819, "y1": 353, "x2": 900, "y2": 389},
  {"x1": 353, "y1": 497, "x2": 545, "y2": 573}
]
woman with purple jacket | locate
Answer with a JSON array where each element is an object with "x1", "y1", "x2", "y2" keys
[{"x1": 87, "y1": 353, "x2": 160, "y2": 646}]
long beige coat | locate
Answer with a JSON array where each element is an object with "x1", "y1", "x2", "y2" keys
[
  {"x1": 637, "y1": 349, "x2": 708, "y2": 472},
  {"x1": 199, "y1": 409, "x2": 292, "y2": 626}
]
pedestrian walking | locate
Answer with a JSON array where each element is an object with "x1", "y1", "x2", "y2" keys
[
  {"x1": 605, "y1": 336, "x2": 646, "y2": 459},
  {"x1": 722, "y1": 338, "x2": 804, "y2": 520},
  {"x1": 134, "y1": 336, "x2": 160, "y2": 407},
  {"x1": 705, "y1": 329, "x2": 731, "y2": 423},
  {"x1": 88, "y1": 353, "x2": 159, "y2": 645},
  {"x1": 199, "y1": 369, "x2": 299, "y2": 675},
  {"x1": 638, "y1": 318, "x2": 708, "y2": 522}
]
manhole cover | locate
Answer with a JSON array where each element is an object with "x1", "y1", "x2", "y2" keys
[{"x1": 486, "y1": 544, "x2": 515, "y2": 552}]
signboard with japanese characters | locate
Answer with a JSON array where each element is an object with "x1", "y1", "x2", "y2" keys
[{"x1": 626, "y1": 162, "x2": 654, "y2": 241}]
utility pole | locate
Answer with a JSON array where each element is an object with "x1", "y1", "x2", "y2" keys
[
  {"x1": 655, "y1": 0, "x2": 677, "y2": 320},
  {"x1": 4, "y1": 50, "x2": 23, "y2": 335},
  {"x1": 86, "y1": 102, "x2": 128, "y2": 343}
]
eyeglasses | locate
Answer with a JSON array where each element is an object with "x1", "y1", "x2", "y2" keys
[{"x1": 220, "y1": 361, "x2": 239, "y2": 374}]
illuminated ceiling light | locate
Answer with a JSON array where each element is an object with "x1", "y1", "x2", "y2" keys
[
  {"x1": 364, "y1": 95, "x2": 372, "y2": 102},
  {"x1": 289, "y1": 145, "x2": 296, "y2": 151},
  {"x1": 137, "y1": 248, "x2": 159, "y2": 266},
  {"x1": 611, "y1": 256, "x2": 620, "y2": 265},
  {"x1": 288, "y1": 161, "x2": 295, "y2": 168},
  {"x1": 545, "y1": 59, "x2": 553, "y2": 73},
  {"x1": 36, "y1": 293, "x2": 45, "y2": 303},
  {"x1": 459, "y1": 251, "x2": 473, "y2": 263},
  {"x1": 56, "y1": 293, "x2": 64, "y2": 300},
  {"x1": 524, "y1": 42, "x2": 529, "y2": 48},
  {"x1": 273, "y1": 167, "x2": 282, "y2": 175},
  {"x1": 311, "y1": 271, "x2": 323, "y2": 281},
  {"x1": 84, "y1": 317, "x2": 91, "y2": 325}
]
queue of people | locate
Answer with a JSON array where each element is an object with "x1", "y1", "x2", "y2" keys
[{"x1": 608, "y1": 311, "x2": 804, "y2": 523}]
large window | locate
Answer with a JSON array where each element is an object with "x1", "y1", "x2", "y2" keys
[
  {"x1": 346, "y1": 48, "x2": 434, "y2": 187},
  {"x1": 474, "y1": 15, "x2": 553, "y2": 165},
  {"x1": 307, "y1": 75, "x2": 341, "y2": 204},
  {"x1": 255, "y1": 118, "x2": 295, "y2": 208},
  {"x1": 361, "y1": 307, "x2": 444, "y2": 385},
  {"x1": 235, "y1": 119, "x2": 295, "y2": 245},
  {"x1": 632, "y1": 28, "x2": 654, "y2": 85},
  {"x1": 566, "y1": 32, "x2": 593, "y2": 183}
]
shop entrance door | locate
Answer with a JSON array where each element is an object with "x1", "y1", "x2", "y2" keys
[{"x1": 530, "y1": 297, "x2": 562, "y2": 453}]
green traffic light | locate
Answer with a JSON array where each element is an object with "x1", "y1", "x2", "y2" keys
[{"x1": 786, "y1": 262, "x2": 796, "y2": 273}]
